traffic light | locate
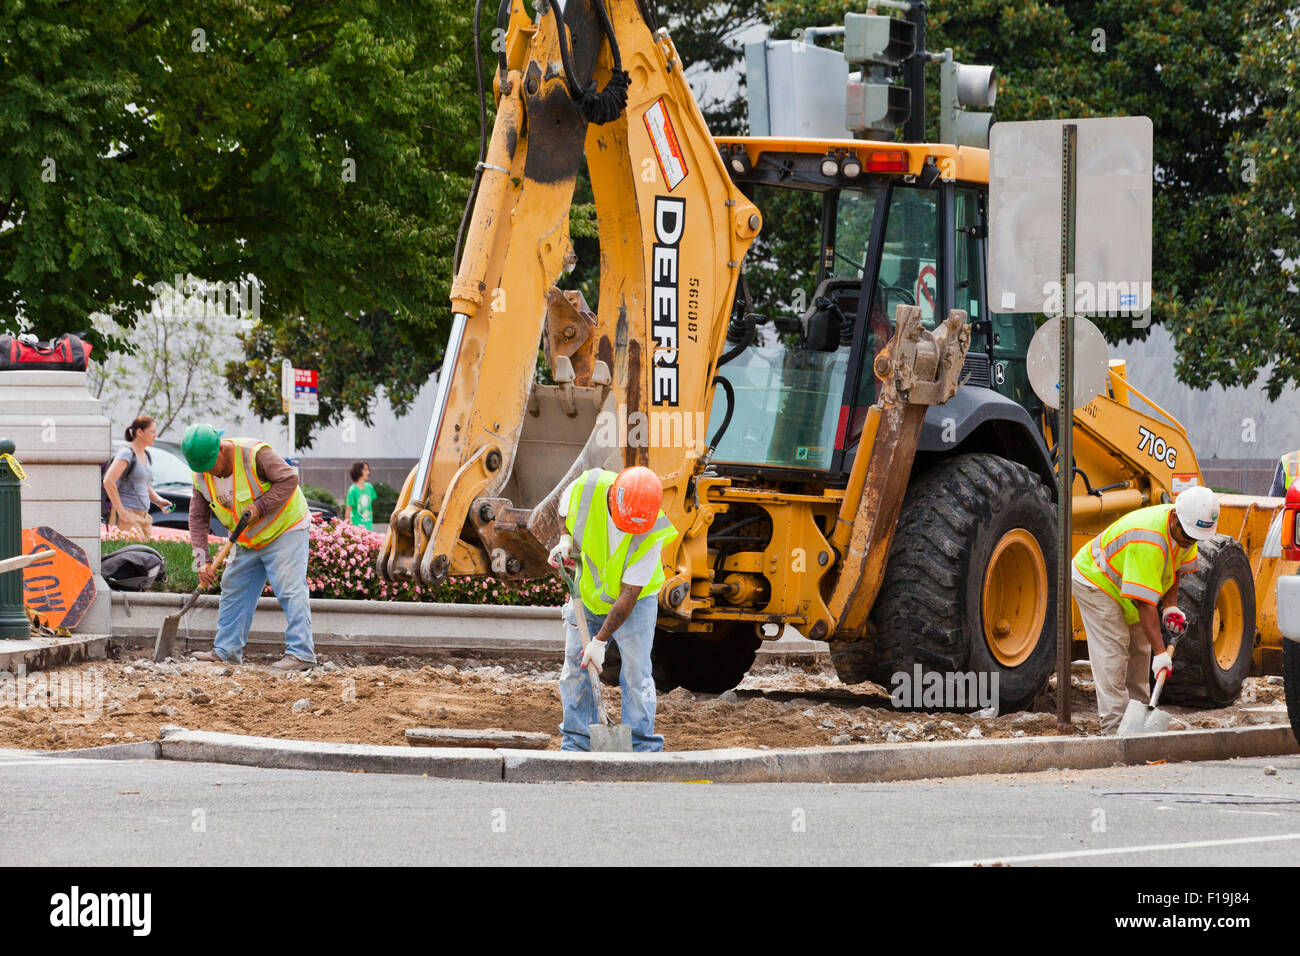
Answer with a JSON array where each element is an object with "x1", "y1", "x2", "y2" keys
[
  {"x1": 843, "y1": 12, "x2": 915, "y2": 140},
  {"x1": 938, "y1": 48, "x2": 996, "y2": 148}
]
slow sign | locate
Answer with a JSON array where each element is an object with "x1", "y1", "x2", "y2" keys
[{"x1": 20, "y1": 526, "x2": 96, "y2": 630}]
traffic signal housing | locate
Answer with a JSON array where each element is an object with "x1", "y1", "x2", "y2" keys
[
  {"x1": 938, "y1": 48, "x2": 997, "y2": 147},
  {"x1": 844, "y1": 12, "x2": 915, "y2": 141}
]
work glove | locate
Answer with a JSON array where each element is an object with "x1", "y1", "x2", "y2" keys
[
  {"x1": 1161, "y1": 606, "x2": 1187, "y2": 638},
  {"x1": 581, "y1": 637, "x2": 607, "y2": 674},
  {"x1": 548, "y1": 534, "x2": 575, "y2": 569},
  {"x1": 1152, "y1": 651, "x2": 1173, "y2": 680}
]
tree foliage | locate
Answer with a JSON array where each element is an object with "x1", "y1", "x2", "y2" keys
[
  {"x1": 766, "y1": 0, "x2": 1300, "y2": 396},
  {"x1": 2, "y1": 0, "x2": 484, "y2": 440}
]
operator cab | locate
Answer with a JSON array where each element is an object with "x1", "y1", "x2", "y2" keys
[{"x1": 707, "y1": 138, "x2": 1033, "y2": 481}]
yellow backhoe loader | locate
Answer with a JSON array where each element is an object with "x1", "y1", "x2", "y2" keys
[{"x1": 379, "y1": 0, "x2": 1297, "y2": 711}]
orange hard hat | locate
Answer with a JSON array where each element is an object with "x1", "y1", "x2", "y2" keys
[{"x1": 609, "y1": 466, "x2": 663, "y2": 533}]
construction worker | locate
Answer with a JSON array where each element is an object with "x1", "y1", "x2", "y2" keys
[
  {"x1": 548, "y1": 466, "x2": 678, "y2": 752},
  {"x1": 1072, "y1": 486, "x2": 1219, "y2": 733},
  {"x1": 1268, "y1": 449, "x2": 1300, "y2": 498},
  {"x1": 181, "y1": 423, "x2": 316, "y2": 671}
]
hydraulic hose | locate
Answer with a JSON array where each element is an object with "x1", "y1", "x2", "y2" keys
[{"x1": 551, "y1": 0, "x2": 630, "y2": 125}]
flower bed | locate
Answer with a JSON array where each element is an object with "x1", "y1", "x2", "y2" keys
[{"x1": 101, "y1": 519, "x2": 566, "y2": 607}]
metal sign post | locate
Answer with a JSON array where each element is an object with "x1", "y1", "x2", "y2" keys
[
  {"x1": 1057, "y1": 124, "x2": 1077, "y2": 728},
  {"x1": 281, "y1": 359, "x2": 295, "y2": 458},
  {"x1": 987, "y1": 115, "x2": 1153, "y2": 733}
]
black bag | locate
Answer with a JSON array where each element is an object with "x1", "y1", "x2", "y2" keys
[
  {"x1": 102, "y1": 544, "x2": 167, "y2": 592},
  {"x1": 0, "y1": 333, "x2": 93, "y2": 371},
  {"x1": 101, "y1": 447, "x2": 152, "y2": 521}
]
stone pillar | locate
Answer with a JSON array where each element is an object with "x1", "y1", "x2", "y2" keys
[{"x1": 0, "y1": 371, "x2": 111, "y2": 634}]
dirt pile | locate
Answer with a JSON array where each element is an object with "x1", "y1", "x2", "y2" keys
[{"x1": 0, "y1": 652, "x2": 1283, "y2": 753}]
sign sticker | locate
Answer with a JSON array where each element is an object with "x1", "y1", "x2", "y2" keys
[
  {"x1": 1171, "y1": 473, "x2": 1199, "y2": 494},
  {"x1": 643, "y1": 98, "x2": 689, "y2": 191}
]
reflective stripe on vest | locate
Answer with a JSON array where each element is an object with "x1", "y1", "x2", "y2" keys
[
  {"x1": 1283, "y1": 452, "x2": 1300, "y2": 491},
  {"x1": 1074, "y1": 504, "x2": 1195, "y2": 619},
  {"x1": 198, "y1": 438, "x2": 310, "y2": 549},
  {"x1": 564, "y1": 468, "x2": 676, "y2": 613}
]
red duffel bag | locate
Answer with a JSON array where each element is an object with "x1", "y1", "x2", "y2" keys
[{"x1": 0, "y1": 333, "x2": 94, "y2": 371}]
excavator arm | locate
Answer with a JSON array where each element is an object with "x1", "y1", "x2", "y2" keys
[{"x1": 379, "y1": 0, "x2": 761, "y2": 584}]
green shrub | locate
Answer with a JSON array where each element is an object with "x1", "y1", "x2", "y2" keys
[
  {"x1": 372, "y1": 481, "x2": 399, "y2": 523},
  {"x1": 301, "y1": 484, "x2": 340, "y2": 511}
]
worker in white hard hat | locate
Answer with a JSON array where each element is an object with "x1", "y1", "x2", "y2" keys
[{"x1": 1071, "y1": 486, "x2": 1219, "y2": 733}]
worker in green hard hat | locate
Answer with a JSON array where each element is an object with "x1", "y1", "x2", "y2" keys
[{"x1": 180, "y1": 422, "x2": 315, "y2": 670}]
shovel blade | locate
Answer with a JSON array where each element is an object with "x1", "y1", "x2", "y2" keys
[
  {"x1": 153, "y1": 616, "x2": 180, "y2": 663},
  {"x1": 588, "y1": 722, "x2": 634, "y2": 752},
  {"x1": 1118, "y1": 699, "x2": 1173, "y2": 736}
]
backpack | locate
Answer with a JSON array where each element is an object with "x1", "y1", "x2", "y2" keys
[
  {"x1": 101, "y1": 544, "x2": 167, "y2": 591},
  {"x1": 0, "y1": 333, "x2": 94, "y2": 371},
  {"x1": 101, "y1": 447, "x2": 153, "y2": 521}
]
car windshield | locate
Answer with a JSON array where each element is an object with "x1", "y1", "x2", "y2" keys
[
  {"x1": 150, "y1": 445, "x2": 193, "y2": 487},
  {"x1": 708, "y1": 184, "x2": 881, "y2": 470}
]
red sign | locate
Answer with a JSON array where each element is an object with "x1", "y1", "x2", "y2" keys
[{"x1": 21, "y1": 527, "x2": 96, "y2": 630}]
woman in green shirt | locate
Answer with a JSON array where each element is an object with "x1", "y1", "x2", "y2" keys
[{"x1": 345, "y1": 460, "x2": 376, "y2": 530}]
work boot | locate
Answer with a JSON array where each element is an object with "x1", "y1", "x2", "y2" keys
[
  {"x1": 191, "y1": 651, "x2": 223, "y2": 663},
  {"x1": 270, "y1": 654, "x2": 314, "y2": 671}
]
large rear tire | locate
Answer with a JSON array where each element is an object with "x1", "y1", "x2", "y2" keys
[
  {"x1": 651, "y1": 625, "x2": 761, "y2": 694},
  {"x1": 870, "y1": 453, "x2": 1058, "y2": 713},
  {"x1": 1160, "y1": 536, "x2": 1254, "y2": 708}
]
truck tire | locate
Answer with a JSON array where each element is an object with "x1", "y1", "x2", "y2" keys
[
  {"x1": 870, "y1": 453, "x2": 1057, "y2": 712},
  {"x1": 828, "y1": 623, "x2": 889, "y2": 685},
  {"x1": 651, "y1": 625, "x2": 761, "y2": 694},
  {"x1": 1284, "y1": 638, "x2": 1300, "y2": 747},
  {"x1": 1161, "y1": 535, "x2": 1254, "y2": 708}
]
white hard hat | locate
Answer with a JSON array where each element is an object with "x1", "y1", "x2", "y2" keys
[{"x1": 1174, "y1": 485, "x2": 1219, "y2": 541}]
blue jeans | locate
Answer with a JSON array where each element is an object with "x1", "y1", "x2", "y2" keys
[
  {"x1": 211, "y1": 527, "x2": 314, "y2": 664},
  {"x1": 559, "y1": 595, "x2": 663, "y2": 752}
]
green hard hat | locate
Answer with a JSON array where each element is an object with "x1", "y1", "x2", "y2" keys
[{"x1": 181, "y1": 423, "x2": 225, "y2": 473}]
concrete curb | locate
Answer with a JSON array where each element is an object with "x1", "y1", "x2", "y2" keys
[
  {"x1": 44, "y1": 741, "x2": 161, "y2": 761},
  {"x1": 108, "y1": 593, "x2": 826, "y2": 660},
  {"x1": 0, "y1": 634, "x2": 110, "y2": 673},
  {"x1": 50, "y1": 723, "x2": 1300, "y2": 784},
  {"x1": 158, "y1": 730, "x2": 502, "y2": 780}
]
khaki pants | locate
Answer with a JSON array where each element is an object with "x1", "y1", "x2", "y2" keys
[
  {"x1": 1073, "y1": 574, "x2": 1152, "y2": 734},
  {"x1": 111, "y1": 507, "x2": 153, "y2": 539}
]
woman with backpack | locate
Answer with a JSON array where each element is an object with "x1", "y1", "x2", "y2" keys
[{"x1": 103, "y1": 415, "x2": 173, "y2": 538}]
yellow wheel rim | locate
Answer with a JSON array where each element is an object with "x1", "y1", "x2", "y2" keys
[
  {"x1": 1212, "y1": 578, "x2": 1245, "y2": 671},
  {"x1": 982, "y1": 529, "x2": 1048, "y2": 667}
]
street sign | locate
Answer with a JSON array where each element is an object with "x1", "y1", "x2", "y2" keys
[
  {"x1": 987, "y1": 116, "x2": 1153, "y2": 317},
  {"x1": 1027, "y1": 317, "x2": 1111, "y2": 409},
  {"x1": 21, "y1": 527, "x2": 96, "y2": 631},
  {"x1": 291, "y1": 368, "x2": 319, "y2": 416}
]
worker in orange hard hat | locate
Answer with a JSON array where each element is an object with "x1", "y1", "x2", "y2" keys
[{"x1": 548, "y1": 466, "x2": 678, "y2": 751}]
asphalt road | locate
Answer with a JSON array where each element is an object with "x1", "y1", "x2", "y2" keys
[{"x1": 2, "y1": 749, "x2": 1299, "y2": 866}]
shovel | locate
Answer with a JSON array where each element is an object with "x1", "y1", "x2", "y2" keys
[
  {"x1": 1118, "y1": 635, "x2": 1180, "y2": 736},
  {"x1": 554, "y1": 560, "x2": 634, "y2": 752},
  {"x1": 153, "y1": 512, "x2": 251, "y2": 662}
]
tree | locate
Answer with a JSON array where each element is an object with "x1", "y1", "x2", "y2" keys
[
  {"x1": 2, "y1": 0, "x2": 483, "y2": 438},
  {"x1": 1167, "y1": 2, "x2": 1300, "y2": 400},
  {"x1": 765, "y1": 0, "x2": 1299, "y2": 395}
]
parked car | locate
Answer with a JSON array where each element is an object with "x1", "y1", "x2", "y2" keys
[{"x1": 104, "y1": 439, "x2": 338, "y2": 536}]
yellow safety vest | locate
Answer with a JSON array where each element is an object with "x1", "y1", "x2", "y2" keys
[
  {"x1": 197, "y1": 438, "x2": 309, "y2": 550},
  {"x1": 1073, "y1": 504, "x2": 1197, "y2": 625},
  {"x1": 1281, "y1": 451, "x2": 1300, "y2": 492},
  {"x1": 564, "y1": 469, "x2": 677, "y2": 614}
]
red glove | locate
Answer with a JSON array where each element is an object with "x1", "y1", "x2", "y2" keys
[{"x1": 1161, "y1": 606, "x2": 1187, "y2": 637}]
